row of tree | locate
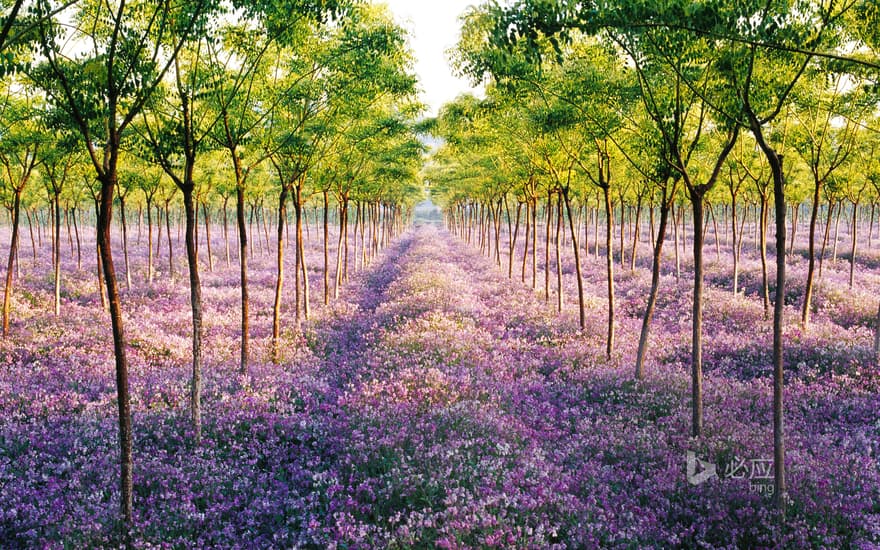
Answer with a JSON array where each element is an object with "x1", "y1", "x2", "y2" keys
[
  {"x1": 0, "y1": 0, "x2": 424, "y2": 535},
  {"x1": 426, "y1": 0, "x2": 880, "y2": 515}
]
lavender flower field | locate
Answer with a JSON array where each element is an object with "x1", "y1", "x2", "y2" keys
[{"x1": 1, "y1": 212, "x2": 878, "y2": 548}]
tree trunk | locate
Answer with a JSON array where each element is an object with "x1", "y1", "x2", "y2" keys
[
  {"x1": 119, "y1": 196, "x2": 131, "y2": 291},
  {"x1": 544, "y1": 191, "x2": 552, "y2": 303},
  {"x1": 561, "y1": 188, "x2": 585, "y2": 330},
  {"x1": 95, "y1": 199, "x2": 107, "y2": 311},
  {"x1": 25, "y1": 208, "x2": 36, "y2": 259},
  {"x1": 751, "y1": 120, "x2": 787, "y2": 507},
  {"x1": 53, "y1": 192, "x2": 61, "y2": 316},
  {"x1": 630, "y1": 194, "x2": 642, "y2": 271},
  {"x1": 72, "y1": 207, "x2": 82, "y2": 270},
  {"x1": 223, "y1": 198, "x2": 231, "y2": 268},
  {"x1": 673, "y1": 202, "x2": 681, "y2": 279},
  {"x1": 759, "y1": 195, "x2": 771, "y2": 319},
  {"x1": 65, "y1": 205, "x2": 73, "y2": 254},
  {"x1": 294, "y1": 186, "x2": 303, "y2": 323},
  {"x1": 166, "y1": 201, "x2": 174, "y2": 280},
  {"x1": 262, "y1": 200, "x2": 271, "y2": 253},
  {"x1": 770, "y1": 155, "x2": 787, "y2": 510},
  {"x1": 602, "y1": 184, "x2": 615, "y2": 358},
  {"x1": 342, "y1": 201, "x2": 350, "y2": 281},
  {"x1": 531, "y1": 198, "x2": 537, "y2": 289},
  {"x1": 690, "y1": 192, "x2": 705, "y2": 438},
  {"x1": 521, "y1": 201, "x2": 530, "y2": 284},
  {"x1": 334, "y1": 198, "x2": 347, "y2": 299},
  {"x1": 2, "y1": 190, "x2": 21, "y2": 336},
  {"x1": 97, "y1": 171, "x2": 133, "y2": 530},
  {"x1": 819, "y1": 199, "x2": 834, "y2": 278},
  {"x1": 183, "y1": 189, "x2": 203, "y2": 444},
  {"x1": 802, "y1": 181, "x2": 823, "y2": 326},
  {"x1": 323, "y1": 190, "x2": 329, "y2": 305},
  {"x1": 360, "y1": 201, "x2": 367, "y2": 268},
  {"x1": 731, "y1": 194, "x2": 740, "y2": 295},
  {"x1": 850, "y1": 201, "x2": 859, "y2": 288},
  {"x1": 594, "y1": 198, "x2": 600, "y2": 259},
  {"x1": 494, "y1": 200, "x2": 502, "y2": 266},
  {"x1": 272, "y1": 187, "x2": 289, "y2": 361},
  {"x1": 832, "y1": 202, "x2": 842, "y2": 263},
  {"x1": 635, "y1": 193, "x2": 671, "y2": 380},
  {"x1": 155, "y1": 205, "x2": 163, "y2": 264},
  {"x1": 868, "y1": 202, "x2": 875, "y2": 250},
  {"x1": 619, "y1": 200, "x2": 626, "y2": 268},
  {"x1": 299, "y1": 188, "x2": 310, "y2": 320},
  {"x1": 710, "y1": 203, "x2": 721, "y2": 261},
  {"x1": 203, "y1": 202, "x2": 214, "y2": 273},
  {"x1": 509, "y1": 202, "x2": 521, "y2": 279},
  {"x1": 146, "y1": 200, "x2": 154, "y2": 284},
  {"x1": 236, "y1": 182, "x2": 249, "y2": 376},
  {"x1": 555, "y1": 193, "x2": 564, "y2": 312}
]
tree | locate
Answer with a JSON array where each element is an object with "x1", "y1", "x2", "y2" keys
[
  {"x1": 482, "y1": 0, "x2": 863, "y2": 509},
  {"x1": 790, "y1": 69, "x2": 862, "y2": 326},
  {"x1": 33, "y1": 0, "x2": 218, "y2": 530},
  {"x1": 0, "y1": 81, "x2": 40, "y2": 337},
  {"x1": 38, "y1": 126, "x2": 79, "y2": 316},
  {"x1": 136, "y1": 29, "x2": 223, "y2": 444},
  {"x1": 206, "y1": 0, "x2": 351, "y2": 374}
]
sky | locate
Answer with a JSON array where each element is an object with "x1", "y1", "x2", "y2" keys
[{"x1": 374, "y1": 1, "x2": 483, "y2": 117}]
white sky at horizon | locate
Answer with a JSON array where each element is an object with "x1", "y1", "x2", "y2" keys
[{"x1": 373, "y1": 1, "x2": 484, "y2": 118}]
